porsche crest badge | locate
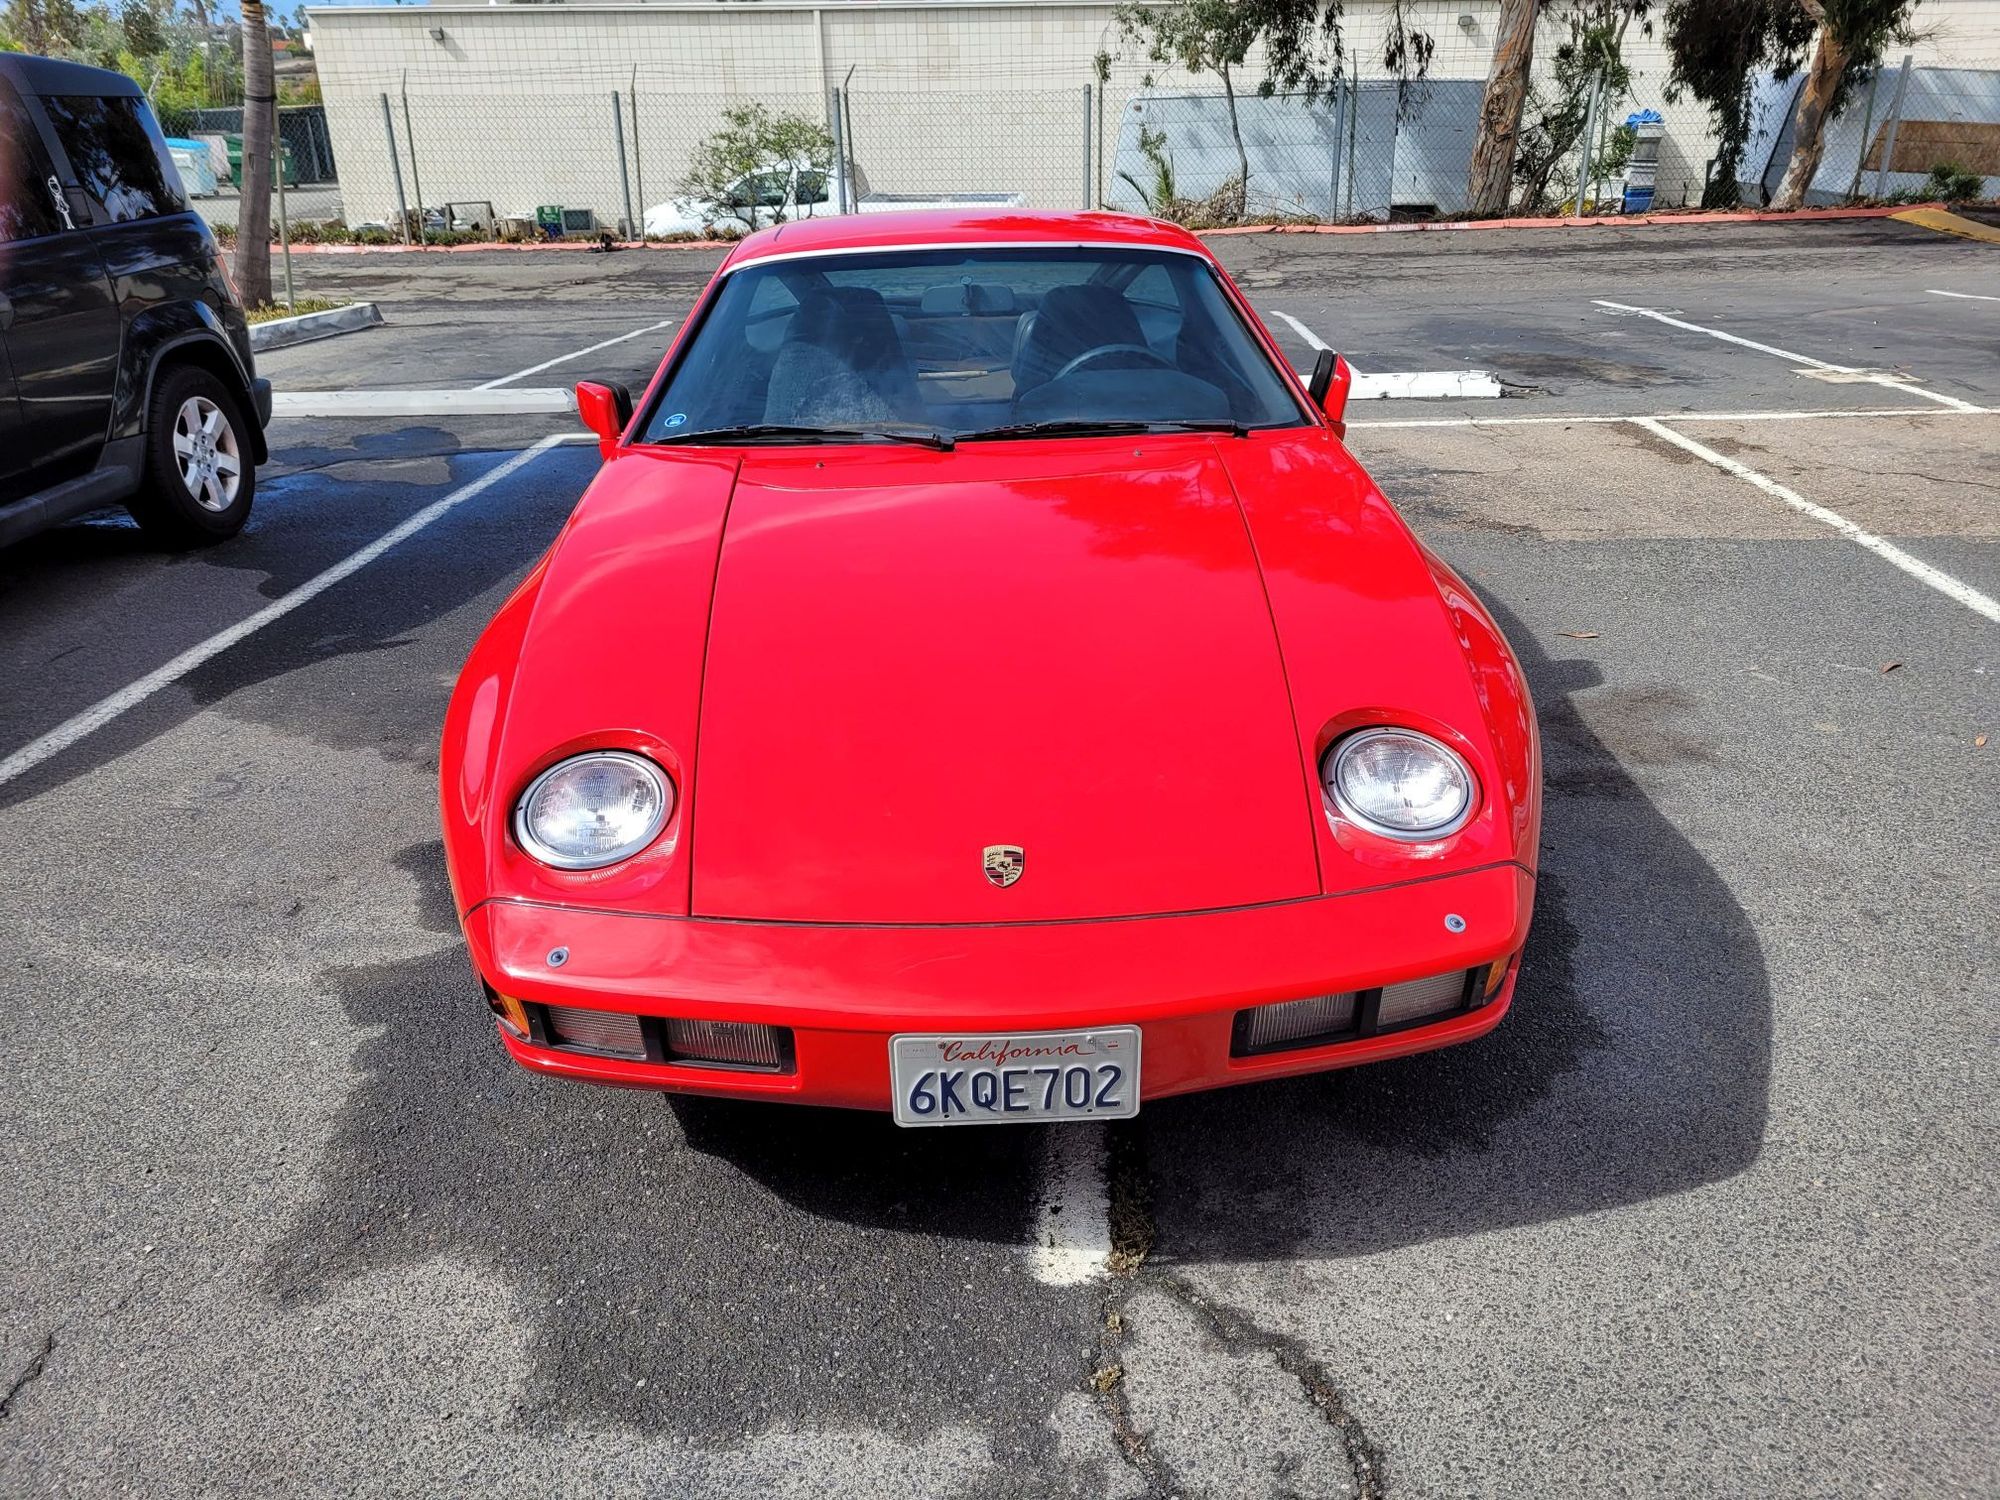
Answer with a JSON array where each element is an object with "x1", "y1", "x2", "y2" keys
[{"x1": 983, "y1": 845, "x2": 1025, "y2": 888}]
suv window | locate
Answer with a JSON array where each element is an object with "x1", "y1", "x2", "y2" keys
[
  {"x1": 40, "y1": 93, "x2": 187, "y2": 224},
  {"x1": 0, "y1": 84, "x2": 63, "y2": 241}
]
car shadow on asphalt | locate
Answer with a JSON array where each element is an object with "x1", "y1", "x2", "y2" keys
[
  {"x1": 261, "y1": 589, "x2": 1768, "y2": 1454},
  {"x1": 1136, "y1": 598, "x2": 1770, "y2": 1263},
  {"x1": 265, "y1": 847, "x2": 1084, "y2": 1456},
  {"x1": 657, "y1": 598, "x2": 1772, "y2": 1267}
]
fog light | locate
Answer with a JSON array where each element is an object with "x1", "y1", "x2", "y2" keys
[
  {"x1": 1236, "y1": 992, "x2": 1359, "y2": 1054},
  {"x1": 1377, "y1": 970, "x2": 1469, "y2": 1027},
  {"x1": 665, "y1": 1018, "x2": 791, "y2": 1072},
  {"x1": 545, "y1": 1004, "x2": 646, "y2": 1058}
]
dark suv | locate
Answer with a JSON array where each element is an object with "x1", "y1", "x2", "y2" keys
[{"x1": 1, "y1": 53, "x2": 270, "y2": 549}]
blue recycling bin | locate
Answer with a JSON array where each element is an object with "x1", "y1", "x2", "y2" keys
[{"x1": 1621, "y1": 109, "x2": 1664, "y2": 213}]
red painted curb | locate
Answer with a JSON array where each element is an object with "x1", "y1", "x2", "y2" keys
[
  {"x1": 247, "y1": 237, "x2": 732, "y2": 256},
  {"x1": 1195, "y1": 204, "x2": 1915, "y2": 237}
]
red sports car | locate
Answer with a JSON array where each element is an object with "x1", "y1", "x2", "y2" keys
[{"x1": 440, "y1": 209, "x2": 1539, "y2": 1125}]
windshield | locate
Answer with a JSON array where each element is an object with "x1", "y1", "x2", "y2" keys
[{"x1": 641, "y1": 246, "x2": 1309, "y2": 445}]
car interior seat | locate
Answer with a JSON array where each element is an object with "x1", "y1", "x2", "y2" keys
[
  {"x1": 1010, "y1": 284, "x2": 1149, "y2": 398},
  {"x1": 764, "y1": 286, "x2": 924, "y2": 425}
]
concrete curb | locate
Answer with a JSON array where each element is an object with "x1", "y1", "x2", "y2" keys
[
  {"x1": 1197, "y1": 204, "x2": 1920, "y2": 239},
  {"x1": 249, "y1": 301, "x2": 384, "y2": 351},
  {"x1": 226, "y1": 202, "x2": 1971, "y2": 258},
  {"x1": 269, "y1": 386, "x2": 572, "y2": 417}
]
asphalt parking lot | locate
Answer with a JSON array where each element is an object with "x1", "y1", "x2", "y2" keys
[{"x1": 1, "y1": 218, "x2": 1995, "y2": 1498}]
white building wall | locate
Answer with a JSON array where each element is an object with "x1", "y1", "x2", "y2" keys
[{"x1": 306, "y1": 0, "x2": 2000, "y2": 230}]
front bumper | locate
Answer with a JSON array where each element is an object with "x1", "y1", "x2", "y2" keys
[{"x1": 463, "y1": 861, "x2": 1534, "y2": 1111}]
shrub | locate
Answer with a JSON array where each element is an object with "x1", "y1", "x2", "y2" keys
[
  {"x1": 1923, "y1": 162, "x2": 1983, "y2": 202},
  {"x1": 282, "y1": 219, "x2": 354, "y2": 245},
  {"x1": 681, "y1": 105, "x2": 834, "y2": 227}
]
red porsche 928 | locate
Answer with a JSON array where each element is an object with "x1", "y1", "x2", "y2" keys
[{"x1": 440, "y1": 209, "x2": 1540, "y2": 1126}]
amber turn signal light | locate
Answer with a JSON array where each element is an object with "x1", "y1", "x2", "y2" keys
[{"x1": 487, "y1": 988, "x2": 532, "y2": 1039}]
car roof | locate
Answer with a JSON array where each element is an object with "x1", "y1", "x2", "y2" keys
[
  {"x1": 0, "y1": 52, "x2": 144, "y2": 97},
  {"x1": 721, "y1": 208, "x2": 1214, "y2": 271}
]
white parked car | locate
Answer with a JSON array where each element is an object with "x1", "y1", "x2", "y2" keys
[{"x1": 643, "y1": 158, "x2": 1028, "y2": 237}]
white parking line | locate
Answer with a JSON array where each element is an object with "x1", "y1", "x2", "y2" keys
[
  {"x1": 1269, "y1": 309, "x2": 1333, "y2": 352},
  {"x1": 1632, "y1": 418, "x2": 1999, "y2": 624},
  {"x1": 1267, "y1": 310, "x2": 1501, "y2": 399},
  {"x1": 273, "y1": 388, "x2": 573, "y2": 417},
  {"x1": 1027, "y1": 1127, "x2": 1112, "y2": 1286},
  {"x1": 0, "y1": 435, "x2": 580, "y2": 791},
  {"x1": 1927, "y1": 289, "x2": 2000, "y2": 303},
  {"x1": 475, "y1": 319, "x2": 677, "y2": 390},
  {"x1": 1593, "y1": 299, "x2": 1982, "y2": 413}
]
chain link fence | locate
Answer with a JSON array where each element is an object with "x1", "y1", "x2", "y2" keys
[
  {"x1": 203, "y1": 46, "x2": 1996, "y2": 257},
  {"x1": 156, "y1": 103, "x2": 341, "y2": 231},
  {"x1": 1100, "y1": 18, "x2": 1720, "y2": 222},
  {"x1": 301, "y1": 84, "x2": 1094, "y2": 244},
  {"x1": 1740, "y1": 59, "x2": 2000, "y2": 205},
  {"x1": 295, "y1": 28, "x2": 1729, "y2": 244},
  {"x1": 845, "y1": 87, "x2": 1094, "y2": 212}
]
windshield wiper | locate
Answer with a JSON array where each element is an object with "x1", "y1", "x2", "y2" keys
[
  {"x1": 667, "y1": 423, "x2": 954, "y2": 450},
  {"x1": 958, "y1": 418, "x2": 1249, "y2": 442}
]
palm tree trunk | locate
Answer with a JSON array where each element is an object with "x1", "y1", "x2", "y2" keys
[
  {"x1": 233, "y1": 0, "x2": 275, "y2": 308},
  {"x1": 1466, "y1": 0, "x2": 1541, "y2": 215},
  {"x1": 1770, "y1": 17, "x2": 1849, "y2": 210}
]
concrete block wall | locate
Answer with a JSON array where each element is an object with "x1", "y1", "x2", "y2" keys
[{"x1": 306, "y1": 0, "x2": 2000, "y2": 231}]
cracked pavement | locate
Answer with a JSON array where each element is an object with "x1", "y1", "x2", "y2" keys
[{"x1": 1, "y1": 220, "x2": 1996, "y2": 1496}]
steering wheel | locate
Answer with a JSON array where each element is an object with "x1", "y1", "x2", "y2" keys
[{"x1": 1050, "y1": 343, "x2": 1175, "y2": 383}]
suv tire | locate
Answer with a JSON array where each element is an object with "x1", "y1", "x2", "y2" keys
[{"x1": 130, "y1": 363, "x2": 257, "y2": 546}]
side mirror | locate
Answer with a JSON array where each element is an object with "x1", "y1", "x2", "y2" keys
[
  {"x1": 576, "y1": 380, "x2": 633, "y2": 459},
  {"x1": 1306, "y1": 349, "x2": 1353, "y2": 439}
]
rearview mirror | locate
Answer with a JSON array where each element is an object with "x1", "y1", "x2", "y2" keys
[
  {"x1": 1306, "y1": 350, "x2": 1353, "y2": 439},
  {"x1": 576, "y1": 381, "x2": 633, "y2": 459}
]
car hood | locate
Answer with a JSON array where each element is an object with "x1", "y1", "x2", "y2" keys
[
  {"x1": 461, "y1": 434, "x2": 1526, "y2": 926},
  {"x1": 687, "y1": 443, "x2": 1321, "y2": 923}
]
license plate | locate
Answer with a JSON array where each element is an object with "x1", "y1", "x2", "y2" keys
[{"x1": 890, "y1": 1026, "x2": 1141, "y2": 1127}]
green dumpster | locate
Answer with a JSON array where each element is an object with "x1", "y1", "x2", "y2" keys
[{"x1": 224, "y1": 134, "x2": 298, "y2": 188}]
